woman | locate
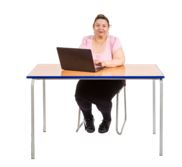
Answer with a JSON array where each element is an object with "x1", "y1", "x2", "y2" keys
[{"x1": 75, "y1": 14, "x2": 125, "y2": 133}]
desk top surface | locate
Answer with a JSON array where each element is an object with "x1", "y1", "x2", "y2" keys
[{"x1": 27, "y1": 64, "x2": 164, "y2": 79}]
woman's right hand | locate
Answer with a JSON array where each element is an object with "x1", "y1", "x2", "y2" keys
[{"x1": 94, "y1": 60, "x2": 102, "y2": 66}]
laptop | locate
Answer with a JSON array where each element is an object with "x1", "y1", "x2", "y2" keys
[{"x1": 56, "y1": 47, "x2": 103, "y2": 72}]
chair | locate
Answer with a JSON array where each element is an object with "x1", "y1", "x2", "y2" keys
[{"x1": 76, "y1": 82, "x2": 127, "y2": 135}]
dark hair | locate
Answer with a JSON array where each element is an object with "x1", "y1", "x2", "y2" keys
[{"x1": 93, "y1": 14, "x2": 110, "y2": 27}]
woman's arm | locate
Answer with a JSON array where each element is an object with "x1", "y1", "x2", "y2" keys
[{"x1": 101, "y1": 48, "x2": 125, "y2": 67}]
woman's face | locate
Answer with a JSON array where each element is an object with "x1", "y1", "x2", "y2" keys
[{"x1": 93, "y1": 19, "x2": 109, "y2": 38}]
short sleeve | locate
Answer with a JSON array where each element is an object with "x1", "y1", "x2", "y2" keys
[
  {"x1": 79, "y1": 36, "x2": 93, "y2": 49},
  {"x1": 111, "y1": 36, "x2": 122, "y2": 53},
  {"x1": 80, "y1": 36, "x2": 90, "y2": 48}
]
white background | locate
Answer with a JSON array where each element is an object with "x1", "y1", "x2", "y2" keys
[{"x1": 0, "y1": 0, "x2": 182, "y2": 166}]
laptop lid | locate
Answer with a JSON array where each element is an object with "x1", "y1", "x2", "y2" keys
[{"x1": 57, "y1": 47, "x2": 103, "y2": 72}]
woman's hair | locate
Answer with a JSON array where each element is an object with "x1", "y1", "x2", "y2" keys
[{"x1": 93, "y1": 14, "x2": 110, "y2": 27}]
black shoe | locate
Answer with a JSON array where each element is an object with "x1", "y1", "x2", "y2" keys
[
  {"x1": 84, "y1": 118, "x2": 95, "y2": 133},
  {"x1": 98, "y1": 120, "x2": 111, "y2": 133}
]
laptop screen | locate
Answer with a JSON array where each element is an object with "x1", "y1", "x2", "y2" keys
[{"x1": 57, "y1": 47, "x2": 103, "y2": 72}]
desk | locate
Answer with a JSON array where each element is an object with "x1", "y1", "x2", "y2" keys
[{"x1": 27, "y1": 64, "x2": 165, "y2": 159}]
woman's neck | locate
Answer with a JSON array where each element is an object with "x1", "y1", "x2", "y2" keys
[{"x1": 94, "y1": 35, "x2": 107, "y2": 43}]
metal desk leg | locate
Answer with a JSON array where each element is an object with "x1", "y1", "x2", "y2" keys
[
  {"x1": 116, "y1": 86, "x2": 127, "y2": 135},
  {"x1": 43, "y1": 80, "x2": 46, "y2": 132},
  {"x1": 76, "y1": 108, "x2": 84, "y2": 132},
  {"x1": 31, "y1": 79, "x2": 35, "y2": 159},
  {"x1": 160, "y1": 79, "x2": 163, "y2": 156},
  {"x1": 153, "y1": 80, "x2": 156, "y2": 134}
]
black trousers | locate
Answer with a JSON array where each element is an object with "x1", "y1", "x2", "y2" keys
[{"x1": 75, "y1": 80, "x2": 125, "y2": 121}]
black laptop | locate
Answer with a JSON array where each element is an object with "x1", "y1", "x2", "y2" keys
[{"x1": 57, "y1": 47, "x2": 103, "y2": 72}]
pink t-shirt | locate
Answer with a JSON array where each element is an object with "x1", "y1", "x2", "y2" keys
[{"x1": 80, "y1": 35, "x2": 122, "y2": 62}]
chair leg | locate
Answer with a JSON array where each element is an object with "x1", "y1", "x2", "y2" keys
[
  {"x1": 76, "y1": 108, "x2": 84, "y2": 132},
  {"x1": 116, "y1": 86, "x2": 127, "y2": 135}
]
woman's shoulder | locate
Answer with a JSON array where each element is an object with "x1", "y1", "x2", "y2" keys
[
  {"x1": 108, "y1": 35, "x2": 120, "y2": 42},
  {"x1": 80, "y1": 35, "x2": 93, "y2": 48},
  {"x1": 108, "y1": 35, "x2": 122, "y2": 50},
  {"x1": 82, "y1": 35, "x2": 93, "y2": 41}
]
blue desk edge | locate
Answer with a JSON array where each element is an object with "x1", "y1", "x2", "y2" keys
[{"x1": 26, "y1": 76, "x2": 165, "y2": 79}]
